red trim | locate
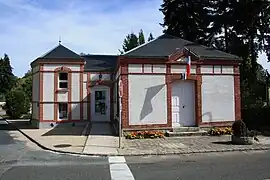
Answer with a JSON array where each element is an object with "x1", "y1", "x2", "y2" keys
[
  {"x1": 196, "y1": 66, "x2": 202, "y2": 126},
  {"x1": 89, "y1": 71, "x2": 112, "y2": 74},
  {"x1": 39, "y1": 65, "x2": 44, "y2": 121},
  {"x1": 87, "y1": 72, "x2": 91, "y2": 121},
  {"x1": 121, "y1": 64, "x2": 129, "y2": 128},
  {"x1": 200, "y1": 121, "x2": 234, "y2": 127},
  {"x1": 55, "y1": 89, "x2": 69, "y2": 92},
  {"x1": 80, "y1": 65, "x2": 84, "y2": 121},
  {"x1": 234, "y1": 66, "x2": 241, "y2": 120},
  {"x1": 53, "y1": 66, "x2": 72, "y2": 121},
  {"x1": 166, "y1": 64, "x2": 172, "y2": 128}
]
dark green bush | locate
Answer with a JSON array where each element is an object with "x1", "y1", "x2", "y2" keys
[
  {"x1": 3, "y1": 88, "x2": 30, "y2": 119},
  {"x1": 242, "y1": 107, "x2": 270, "y2": 130},
  {"x1": 232, "y1": 120, "x2": 247, "y2": 137}
]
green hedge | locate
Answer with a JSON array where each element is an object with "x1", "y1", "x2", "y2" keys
[{"x1": 242, "y1": 107, "x2": 270, "y2": 130}]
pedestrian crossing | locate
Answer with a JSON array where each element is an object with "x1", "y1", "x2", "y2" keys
[{"x1": 109, "y1": 156, "x2": 135, "y2": 180}]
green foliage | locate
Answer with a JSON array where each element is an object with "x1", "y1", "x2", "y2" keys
[
  {"x1": 232, "y1": 120, "x2": 248, "y2": 137},
  {"x1": 147, "y1": 33, "x2": 154, "y2": 42},
  {"x1": 17, "y1": 70, "x2": 32, "y2": 101},
  {"x1": 159, "y1": 0, "x2": 270, "y2": 109},
  {"x1": 0, "y1": 54, "x2": 16, "y2": 97},
  {"x1": 119, "y1": 30, "x2": 154, "y2": 54},
  {"x1": 138, "y1": 29, "x2": 145, "y2": 45},
  {"x1": 243, "y1": 107, "x2": 270, "y2": 130},
  {"x1": 3, "y1": 88, "x2": 30, "y2": 119}
]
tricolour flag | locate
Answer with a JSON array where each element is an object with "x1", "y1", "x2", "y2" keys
[{"x1": 186, "y1": 56, "x2": 191, "y2": 77}]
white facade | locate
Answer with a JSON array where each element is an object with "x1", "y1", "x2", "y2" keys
[
  {"x1": 128, "y1": 74, "x2": 167, "y2": 125},
  {"x1": 201, "y1": 75, "x2": 235, "y2": 122}
]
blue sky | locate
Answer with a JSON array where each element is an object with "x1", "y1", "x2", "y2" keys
[{"x1": 0, "y1": 0, "x2": 269, "y2": 77}]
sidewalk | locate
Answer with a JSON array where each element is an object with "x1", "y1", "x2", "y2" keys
[
  {"x1": 13, "y1": 121, "x2": 270, "y2": 156},
  {"x1": 118, "y1": 135, "x2": 270, "y2": 156},
  {"x1": 82, "y1": 123, "x2": 119, "y2": 155},
  {"x1": 20, "y1": 122, "x2": 89, "y2": 153}
]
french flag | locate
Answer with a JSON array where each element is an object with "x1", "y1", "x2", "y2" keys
[{"x1": 186, "y1": 55, "x2": 191, "y2": 77}]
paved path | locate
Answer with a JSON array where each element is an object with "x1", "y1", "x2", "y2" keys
[
  {"x1": 119, "y1": 135, "x2": 270, "y2": 155},
  {"x1": 1, "y1": 130, "x2": 270, "y2": 180},
  {"x1": 83, "y1": 122, "x2": 119, "y2": 155}
]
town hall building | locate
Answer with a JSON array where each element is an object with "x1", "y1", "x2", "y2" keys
[{"x1": 31, "y1": 34, "x2": 242, "y2": 130}]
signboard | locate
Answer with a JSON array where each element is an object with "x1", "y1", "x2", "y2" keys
[{"x1": 118, "y1": 80, "x2": 123, "y2": 98}]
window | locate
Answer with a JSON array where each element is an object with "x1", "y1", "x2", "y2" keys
[
  {"x1": 59, "y1": 72, "x2": 68, "y2": 89},
  {"x1": 58, "y1": 103, "x2": 68, "y2": 119}
]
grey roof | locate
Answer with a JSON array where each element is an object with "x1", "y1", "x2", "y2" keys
[
  {"x1": 39, "y1": 44, "x2": 81, "y2": 59},
  {"x1": 82, "y1": 55, "x2": 118, "y2": 72},
  {"x1": 123, "y1": 34, "x2": 241, "y2": 60}
]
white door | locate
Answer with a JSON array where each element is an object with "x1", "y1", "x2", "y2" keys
[
  {"x1": 91, "y1": 86, "x2": 110, "y2": 122},
  {"x1": 172, "y1": 81, "x2": 195, "y2": 127}
]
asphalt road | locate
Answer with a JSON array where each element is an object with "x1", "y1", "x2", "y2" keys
[{"x1": 1, "y1": 123, "x2": 270, "y2": 180}]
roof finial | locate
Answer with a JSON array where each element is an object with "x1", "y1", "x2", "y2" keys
[{"x1": 59, "y1": 36, "x2": 61, "y2": 45}]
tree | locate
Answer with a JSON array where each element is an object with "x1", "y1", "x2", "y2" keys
[
  {"x1": 119, "y1": 32, "x2": 139, "y2": 54},
  {"x1": 119, "y1": 30, "x2": 154, "y2": 54},
  {"x1": 138, "y1": 29, "x2": 145, "y2": 45},
  {"x1": 0, "y1": 54, "x2": 16, "y2": 99},
  {"x1": 159, "y1": 0, "x2": 270, "y2": 108},
  {"x1": 160, "y1": 0, "x2": 211, "y2": 45},
  {"x1": 148, "y1": 33, "x2": 154, "y2": 42},
  {"x1": 17, "y1": 70, "x2": 32, "y2": 102},
  {"x1": 3, "y1": 88, "x2": 30, "y2": 118}
]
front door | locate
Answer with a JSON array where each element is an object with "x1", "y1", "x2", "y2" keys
[
  {"x1": 172, "y1": 81, "x2": 195, "y2": 127},
  {"x1": 91, "y1": 87, "x2": 110, "y2": 122}
]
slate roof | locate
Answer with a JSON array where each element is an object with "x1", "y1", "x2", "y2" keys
[
  {"x1": 123, "y1": 34, "x2": 241, "y2": 60},
  {"x1": 39, "y1": 44, "x2": 81, "y2": 59},
  {"x1": 82, "y1": 55, "x2": 118, "y2": 72}
]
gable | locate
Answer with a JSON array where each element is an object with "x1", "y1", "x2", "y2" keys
[
  {"x1": 40, "y1": 44, "x2": 81, "y2": 59},
  {"x1": 123, "y1": 34, "x2": 241, "y2": 61}
]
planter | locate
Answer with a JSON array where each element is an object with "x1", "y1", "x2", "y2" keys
[{"x1": 231, "y1": 135, "x2": 254, "y2": 145}]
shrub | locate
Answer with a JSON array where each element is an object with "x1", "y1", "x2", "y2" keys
[
  {"x1": 208, "y1": 127, "x2": 232, "y2": 136},
  {"x1": 3, "y1": 88, "x2": 30, "y2": 119},
  {"x1": 232, "y1": 120, "x2": 247, "y2": 137},
  {"x1": 125, "y1": 131, "x2": 165, "y2": 139}
]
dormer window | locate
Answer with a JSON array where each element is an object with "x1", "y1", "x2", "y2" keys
[{"x1": 59, "y1": 72, "x2": 68, "y2": 89}]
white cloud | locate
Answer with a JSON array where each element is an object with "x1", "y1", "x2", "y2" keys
[{"x1": 0, "y1": 0, "x2": 164, "y2": 76}]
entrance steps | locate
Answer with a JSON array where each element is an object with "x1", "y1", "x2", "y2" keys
[{"x1": 167, "y1": 127, "x2": 208, "y2": 137}]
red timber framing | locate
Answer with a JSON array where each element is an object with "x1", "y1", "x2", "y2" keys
[{"x1": 117, "y1": 49, "x2": 242, "y2": 129}]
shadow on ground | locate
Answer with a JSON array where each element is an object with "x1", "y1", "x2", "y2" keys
[
  {"x1": 0, "y1": 119, "x2": 36, "y2": 130},
  {"x1": 42, "y1": 122, "x2": 89, "y2": 136},
  {"x1": 212, "y1": 141, "x2": 233, "y2": 145}
]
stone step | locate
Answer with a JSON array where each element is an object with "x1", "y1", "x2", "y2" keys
[
  {"x1": 167, "y1": 130, "x2": 208, "y2": 137},
  {"x1": 173, "y1": 127, "x2": 201, "y2": 132}
]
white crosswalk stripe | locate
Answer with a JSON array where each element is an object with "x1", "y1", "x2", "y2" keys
[{"x1": 109, "y1": 156, "x2": 135, "y2": 180}]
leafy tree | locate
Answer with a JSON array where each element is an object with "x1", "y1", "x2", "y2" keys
[
  {"x1": 160, "y1": 0, "x2": 211, "y2": 45},
  {"x1": 119, "y1": 30, "x2": 154, "y2": 54},
  {"x1": 148, "y1": 33, "x2": 154, "y2": 42},
  {"x1": 3, "y1": 88, "x2": 30, "y2": 118},
  {"x1": 119, "y1": 32, "x2": 139, "y2": 54},
  {"x1": 17, "y1": 70, "x2": 32, "y2": 101},
  {"x1": 138, "y1": 29, "x2": 145, "y2": 45},
  {"x1": 0, "y1": 54, "x2": 16, "y2": 98},
  {"x1": 159, "y1": 0, "x2": 270, "y2": 108}
]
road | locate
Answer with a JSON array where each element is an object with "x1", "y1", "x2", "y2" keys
[{"x1": 1, "y1": 123, "x2": 270, "y2": 180}]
